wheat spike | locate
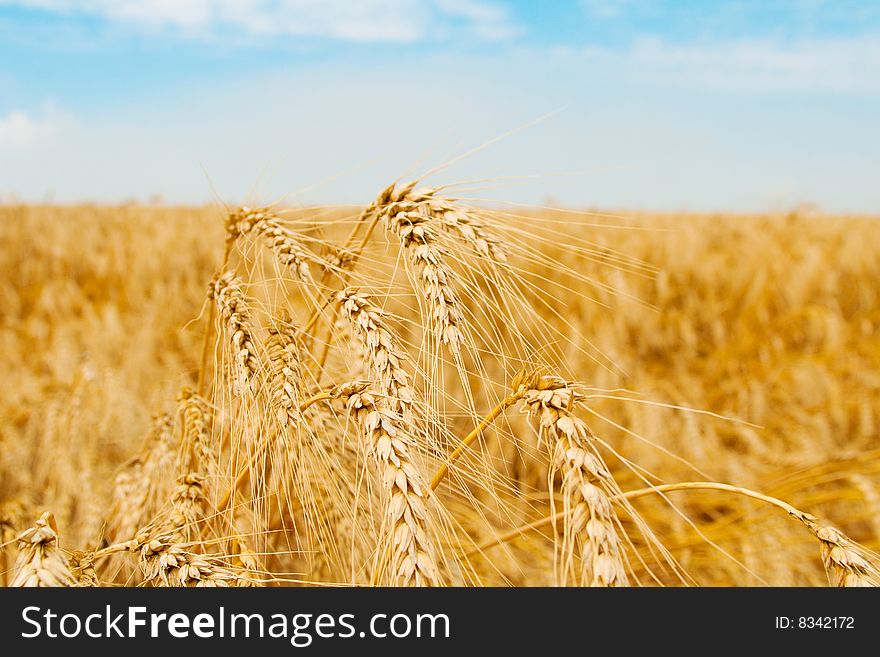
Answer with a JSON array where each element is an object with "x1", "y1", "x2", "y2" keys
[
  {"x1": 367, "y1": 182, "x2": 466, "y2": 355},
  {"x1": 809, "y1": 523, "x2": 880, "y2": 587},
  {"x1": 226, "y1": 207, "x2": 314, "y2": 284},
  {"x1": 132, "y1": 533, "x2": 243, "y2": 587},
  {"x1": 209, "y1": 271, "x2": 260, "y2": 395},
  {"x1": 107, "y1": 414, "x2": 177, "y2": 541},
  {"x1": 11, "y1": 512, "x2": 75, "y2": 587},
  {"x1": 336, "y1": 289, "x2": 442, "y2": 586},
  {"x1": 163, "y1": 473, "x2": 209, "y2": 543},
  {"x1": 266, "y1": 318, "x2": 305, "y2": 428},
  {"x1": 398, "y1": 185, "x2": 508, "y2": 263},
  {"x1": 177, "y1": 387, "x2": 217, "y2": 478},
  {"x1": 520, "y1": 374, "x2": 629, "y2": 586}
]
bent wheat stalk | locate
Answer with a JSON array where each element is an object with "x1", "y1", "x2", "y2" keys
[
  {"x1": 430, "y1": 387, "x2": 526, "y2": 491},
  {"x1": 472, "y1": 481, "x2": 880, "y2": 587}
]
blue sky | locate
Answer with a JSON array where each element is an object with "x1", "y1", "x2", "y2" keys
[{"x1": 1, "y1": 0, "x2": 879, "y2": 212}]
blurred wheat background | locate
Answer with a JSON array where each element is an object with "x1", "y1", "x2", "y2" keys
[{"x1": 2, "y1": 197, "x2": 878, "y2": 586}]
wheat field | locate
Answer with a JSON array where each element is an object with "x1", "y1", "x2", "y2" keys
[{"x1": 2, "y1": 189, "x2": 879, "y2": 587}]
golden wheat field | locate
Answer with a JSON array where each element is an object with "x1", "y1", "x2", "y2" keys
[{"x1": 1, "y1": 192, "x2": 879, "y2": 587}]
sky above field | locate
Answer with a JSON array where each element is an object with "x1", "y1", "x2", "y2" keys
[{"x1": 1, "y1": 0, "x2": 878, "y2": 212}]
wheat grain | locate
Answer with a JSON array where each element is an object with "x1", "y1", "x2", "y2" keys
[{"x1": 68, "y1": 550, "x2": 99, "y2": 586}]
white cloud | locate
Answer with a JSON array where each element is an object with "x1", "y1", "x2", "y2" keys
[
  {"x1": 0, "y1": 0, "x2": 518, "y2": 42},
  {"x1": 1, "y1": 53, "x2": 877, "y2": 213},
  {"x1": 436, "y1": 0, "x2": 520, "y2": 39},
  {"x1": 565, "y1": 35, "x2": 880, "y2": 96},
  {"x1": 639, "y1": 37, "x2": 880, "y2": 94},
  {"x1": 0, "y1": 107, "x2": 64, "y2": 151}
]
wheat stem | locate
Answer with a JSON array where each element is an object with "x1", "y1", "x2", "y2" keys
[
  {"x1": 215, "y1": 390, "x2": 338, "y2": 512},
  {"x1": 471, "y1": 481, "x2": 880, "y2": 586},
  {"x1": 197, "y1": 241, "x2": 232, "y2": 396},
  {"x1": 429, "y1": 390, "x2": 524, "y2": 491}
]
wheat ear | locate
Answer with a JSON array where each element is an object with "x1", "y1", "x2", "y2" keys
[
  {"x1": 177, "y1": 387, "x2": 216, "y2": 477},
  {"x1": 163, "y1": 473, "x2": 209, "y2": 543},
  {"x1": 209, "y1": 271, "x2": 260, "y2": 395},
  {"x1": 266, "y1": 318, "x2": 305, "y2": 428},
  {"x1": 521, "y1": 374, "x2": 629, "y2": 586},
  {"x1": 809, "y1": 523, "x2": 880, "y2": 587},
  {"x1": 395, "y1": 185, "x2": 508, "y2": 263},
  {"x1": 226, "y1": 207, "x2": 314, "y2": 284},
  {"x1": 131, "y1": 534, "x2": 243, "y2": 587},
  {"x1": 367, "y1": 183, "x2": 466, "y2": 355},
  {"x1": 11, "y1": 512, "x2": 75, "y2": 587},
  {"x1": 107, "y1": 414, "x2": 177, "y2": 541},
  {"x1": 336, "y1": 290, "x2": 442, "y2": 586}
]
